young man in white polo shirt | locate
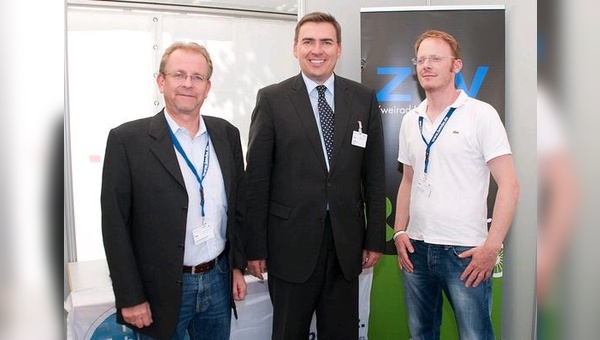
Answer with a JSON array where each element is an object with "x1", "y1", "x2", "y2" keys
[{"x1": 393, "y1": 30, "x2": 519, "y2": 340}]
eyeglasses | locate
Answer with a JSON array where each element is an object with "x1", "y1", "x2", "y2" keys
[
  {"x1": 411, "y1": 55, "x2": 456, "y2": 66},
  {"x1": 163, "y1": 72, "x2": 208, "y2": 84}
]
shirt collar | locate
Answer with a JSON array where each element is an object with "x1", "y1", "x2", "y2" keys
[
  {"x1": 164, "y1": 109, "x2": 206, "y2": 137},
  {"x1": 416, "y1": 89, "x2": 469, "y2": 118},
  {"x1": 302, "y1": 72, "x2": 335, "y2": 96}
]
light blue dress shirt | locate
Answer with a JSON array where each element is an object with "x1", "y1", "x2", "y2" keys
[{"x1": 165, "y1": 111, "x2": 227, "y2": 266}]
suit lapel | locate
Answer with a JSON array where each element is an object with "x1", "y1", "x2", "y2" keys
[
  {"x1": 148, "y1": 110, "x2": 186, "y2": 188},
  {"x1": 330, "y1": 76, "x2": 352, "y2": 173},
  {"x1": 289, "y1": 74, "x2": 328, "y2": 171}
]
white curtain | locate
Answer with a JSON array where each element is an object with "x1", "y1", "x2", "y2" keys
[{"x1": 67, "y1": 6, "x2": 298, "y2": 261}]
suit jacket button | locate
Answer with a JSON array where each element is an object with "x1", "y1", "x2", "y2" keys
[
  {"x1": 178, "y1": 244, "x2": 184, "y2": 249},
  {"x1": 176, "y1": 280, "x2": 182, "y2": 286},
  {"x1": 327, "y1": 182, "x2": 332, "y2": 187},
  {"x1": 182, "y1": 206, "x2": 188, "y2": 212}
]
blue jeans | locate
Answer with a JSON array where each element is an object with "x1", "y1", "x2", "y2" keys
[
  {"x1": 137, "y1": 256, "x2": 231, "y2": 340},
  {"x1": 402, "y1": 240, "x2": 494, "y2": 340}
]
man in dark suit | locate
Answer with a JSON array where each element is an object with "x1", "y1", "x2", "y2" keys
[
  {"x1": 101, "y1": 42, "x2": 246, "y2": 340},
  {"x1": 245, "y1": 12, "x2": 386, "y2": 340}
]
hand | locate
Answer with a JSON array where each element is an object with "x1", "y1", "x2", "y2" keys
[
  {"x1": 122, "y1": 301, "x2": 153, "y2": 328},
  {"x1": 458, "y1": 245, "x2": 498, "y2": 287},
  {"x1": 232, "y1": 268, "x2": 247, "y2": 301},
  {"x1": 247, "y1": 259, "x2": 267, "y2": 281},
  {"x1": 362, "y1": 250, "x2": 382, "y2": 269},
  {"x1": 394, "y1": 233, "x2": 414, "y2": 272}
]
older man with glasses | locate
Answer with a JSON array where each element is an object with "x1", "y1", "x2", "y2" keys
[{"x1": 101, "y1": 41, "x2": 247, "y2": 340}]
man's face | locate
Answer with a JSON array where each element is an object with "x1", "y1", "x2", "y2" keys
[
  {"x1": 293, "y1": 21, "x2": 341, "y2": 84},
  {"x1": 415, "y1": 37, "x2": 462, "y2": 93},
  {"x1": 157, "y1": 49, "x2": 211, "y2": 116}
]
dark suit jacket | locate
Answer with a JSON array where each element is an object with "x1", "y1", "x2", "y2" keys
[
  {"x1": 101, "y1": 110, "x2": 246, "y2": 339},
  {"x1": 245, "y1": 73, "x2": 385, "y2": 283}
]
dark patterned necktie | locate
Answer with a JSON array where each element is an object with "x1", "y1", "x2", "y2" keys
[{"x1": 316, "y1": 85, "x2": 334, "y2": 162}]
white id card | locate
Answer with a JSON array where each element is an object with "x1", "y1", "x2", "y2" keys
[
  {"x1": 416, "y1": 178, "x2": 433, "y2": 197},
  {"x1": 192, "y1": 221, "x2": 215, "y2": 245},
  {"x1": 351, "y1": 131, "x2": 367, "y2": 148}
]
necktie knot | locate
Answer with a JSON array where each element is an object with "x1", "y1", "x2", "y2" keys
[{"x1": 317, "y1": 85, "x2": 327, "y2": 97}]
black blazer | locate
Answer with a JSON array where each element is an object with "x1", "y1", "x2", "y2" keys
[
  {"x1": 101, "y1": 111, "x2": 246, "y2": 339},
  {"x1": 245, "y1": 73, "x2": 386, "y2": 283}
]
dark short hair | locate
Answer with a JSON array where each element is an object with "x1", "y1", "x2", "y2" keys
[{"x1": 294, "y1": 12, "x2": 341, "y2": 44}]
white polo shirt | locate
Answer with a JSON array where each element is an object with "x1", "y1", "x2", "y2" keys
[{"x1": 397, "y1": 90, "x2": 511, "y2": 246}]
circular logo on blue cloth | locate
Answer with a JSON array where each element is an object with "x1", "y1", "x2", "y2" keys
[{"x1": 86, "y1": 307, "x2": 136, "y2": 340}]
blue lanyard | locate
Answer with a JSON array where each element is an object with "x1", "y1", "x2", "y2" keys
[
  {"x1": 418, "y1": 107, "x2": 456, "y2": 177},
  {"x1": 167, "y1": 125, "x2": 211, "y2": 217}
]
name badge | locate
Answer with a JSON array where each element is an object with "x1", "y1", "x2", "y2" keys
[
  {"x1": 351, "y1": 121, "x2": 367, "y2": 148},
  {"x1": 192, "y1": 220, "x2": 215, "y2": 245},
  {"x1": 352, "y1": 131, "x2": 368, "y2": 148}
]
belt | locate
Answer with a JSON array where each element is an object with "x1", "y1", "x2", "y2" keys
[{"x1": 183, "y1": 252, "x2": 224, "y2": 274}]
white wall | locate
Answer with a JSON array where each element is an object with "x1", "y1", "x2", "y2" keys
[
  {"x1": 2, "y1": 0, "x2": 64, "y2": 338},
  {"x1": 66, "y1": 6, "x2": 298, "y2": 262}
]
